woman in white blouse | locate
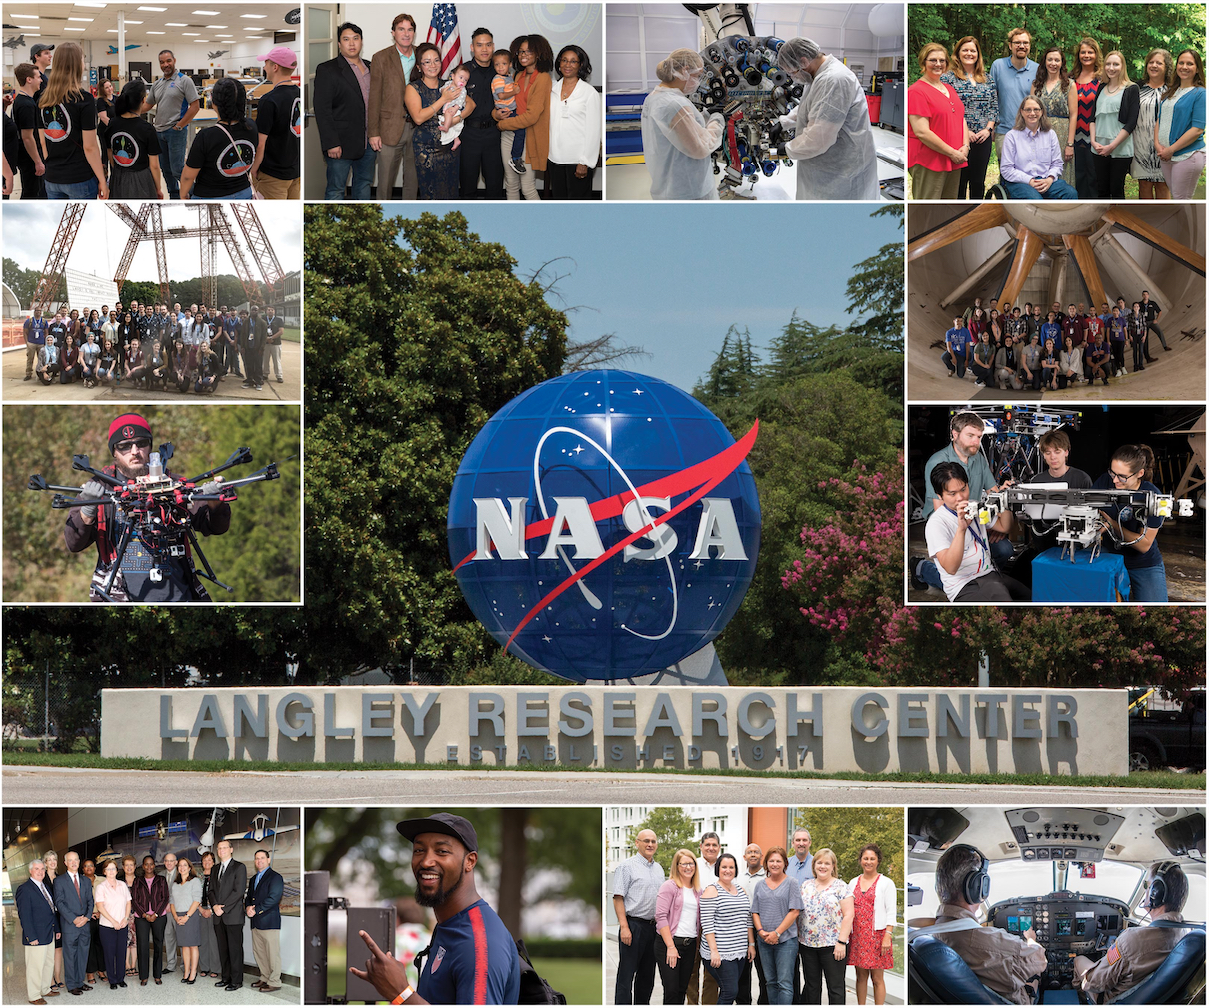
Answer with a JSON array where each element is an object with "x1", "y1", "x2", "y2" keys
[
  {"x1": 655, "y1": 848, "x2": 702, "y2": 1004},
  {"x1": 797, "y1": 848, "x2": 853, "y2": 1005},
  {"x1": 847, "y1": 845, "x2": 897, "y2": 1005},
  {"x1": 546, "y1": 45, "x2": 602, "y2": 198}
]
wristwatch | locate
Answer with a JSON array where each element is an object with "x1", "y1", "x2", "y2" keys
[{"x1": 391, "y1": 985, "x2": 416, "y2": 1005}]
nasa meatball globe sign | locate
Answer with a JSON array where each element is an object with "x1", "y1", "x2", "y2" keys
[{"x1": 447, "y1": 371, "x2": 761, "y2": 680}]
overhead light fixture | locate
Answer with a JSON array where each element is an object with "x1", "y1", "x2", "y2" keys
[
  {"x1": 240, "y1": 13, "x2": 267, "y2": 17},
  {"x1": 165, "y1": 22, "x2": 188, "y2": 26},
  {"x1": 192, "y1": 9, "x2": 220, "y2": 14},
  {"x1": 64, "y1": 27, "x2": 87, "y2": 31},
  {"x1": 182, "y1": 32, "x2": 199, "y2": 35},
  {"x1": 68, "y1": 17, "x2": 95, "y2": 21},
  {"x1": 9, "y1": 14, "x2": 40, "y2": 19},
  {"x1": 215, "y1": 33, "x2": 233, "y2": 36},
  {"x1": 137, "y1": 5, "x2": 168, "y2": 10},
  {"x1": 107, "y1": 28, "x2": 118, "y2": 32},
  {"x1": 146, "y1": 30, "x2": 165, "y2": 34},
  {"x1": 123, "y1": 19, "x2": 143, "y2": 24},
  {"x1": 205, "y1": 24, "x2": 227, "y2": 28}
]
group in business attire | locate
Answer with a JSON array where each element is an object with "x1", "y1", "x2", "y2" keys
[
  {"x1": 310, "y1": 15, "x2": 601, "y2": 200},
  {"x1": 614, "y1": 826, "x2": 899, "y2": 1006},
  {"x1": 14, "y1": 843, "x2": 287, "y2": 1003}
]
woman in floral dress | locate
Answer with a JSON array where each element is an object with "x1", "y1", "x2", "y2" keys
[{"x1": 846, "y1": 844, "x2": 896, "y2": 1005}]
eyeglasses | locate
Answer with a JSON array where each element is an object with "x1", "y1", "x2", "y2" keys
[
  {"x1": 115, "y1": 438, "x2": 151, "y2": 453},
  {"x1": 1109, "y1": 468, "x2": 1139, "y2": 483}
]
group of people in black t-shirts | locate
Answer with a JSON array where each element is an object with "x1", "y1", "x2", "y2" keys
[
  {"x1": 3, "y1": 40, "x2": 300, "y2": 200},
  {"x1": 940, "y1": 293, "x2": 1173, "y2": 390},
  {"x1": 22, "y1": 298, "x2": 283, "y2": 394}
]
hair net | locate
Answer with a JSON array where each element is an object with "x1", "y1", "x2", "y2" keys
[
  {"x1": 656, "y1": 48, "x2": 705, "y2": 86},
  {"x1": 777, "y1": 37, "x2": 822, "y2": 81}
]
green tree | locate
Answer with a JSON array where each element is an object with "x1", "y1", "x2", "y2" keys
[
  {"x1": 794, "y1": 807, "x2": 905, "y2": 891},
  {"x1": 304, "y1": 206, "x2": 568, "y2": 681},
  {"x1": 634, "y1": 807, "x2": 698, "y2": 875},
  {"x1": 3, "y1": 257, "x2": 43, "y2": 308}
]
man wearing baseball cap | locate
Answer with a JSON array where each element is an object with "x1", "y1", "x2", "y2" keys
[
  {"x1": 250, "y1": 47, "x2": 300, "y2": 199},
  {"x1": 350, "y1": 813, "x2": 521, "y2": 1004},
  {"x1": 63, "y1": 413, "x2": 232, "y2": 601},
  {"x1": 30, "y1": 43, "x2": 53, "y2": 99}
]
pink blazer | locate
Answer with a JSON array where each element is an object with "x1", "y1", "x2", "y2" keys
[{"x1": 656, "y1": 879, "x2": 702, "y2": 935}]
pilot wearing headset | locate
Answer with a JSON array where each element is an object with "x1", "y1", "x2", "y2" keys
[
  {"x1": 930, "y1": 844, "x2": 1048, "y2": 1004},
  {"x1": 1074, "y1": 861, "x2": 1193, "y2": 1002}
]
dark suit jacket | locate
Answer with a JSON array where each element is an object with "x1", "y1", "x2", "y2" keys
[
  {"x1": 16, "y1": 878, "x2": 58, "y2": 945},
  {"x1": 53, "y1": 872, "x2": 94, "y2": 932},
  {"x1": 313, "y1": 54, "x2": 372, "y2": 158},
  {"x1": 210, "y1": 859, "x2": 248, "y2": 925},
  {"x1": 367, "y1": 44, "x2": 415, "y2": 146},
  {"x1": 246, "y1": 867, "x2": 284, "y2": 930},
  {"x1": 240, "y1": 315, "x2": 267, "y2": 353},
  {"x1": 129, "y1": 874, "x2": 170, "y2": 919}
]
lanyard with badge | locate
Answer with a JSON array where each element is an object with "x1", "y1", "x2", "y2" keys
[{"x1": 946, "y1": 505, "x2": 989, "y2": 572}]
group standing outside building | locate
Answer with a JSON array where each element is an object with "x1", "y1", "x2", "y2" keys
[{"x1": 613, "y1": 825, "x2": 898, "y2": 1005}]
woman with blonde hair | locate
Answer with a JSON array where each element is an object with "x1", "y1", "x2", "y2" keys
[
  {"x1": 797, "y1": 848, "x2": 853, "y2": 1004},
  {"x1": 640, "y1": 48, "x2": 724, "y2": 200},
  {"x1": 907, "y1": 43, "x2": 970, "y2": 199},
  {"x1": 36, "y1": 41, "x2": 108, "y2": 199},
  {"x1": 1134, "y1": 49, "x2": 1174, "y2": 197},
  {"x1": 941, "y1": 36, "x2": 998, "y2": 198},
  {"x1": 655, "y1": 848, "x2": 703, "y2": 1004},
  {"x1": 1092, "y1": 50, "x2": 1140, "y2": 196},
  {"x1": 43, "y1": 852, "x2": 65, "y2": 990},
  {"x1": 1070, "y1": 37, "x2": 1104, "y2": 196}
]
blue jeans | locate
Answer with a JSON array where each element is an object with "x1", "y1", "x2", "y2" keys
[
  {"x1": 45, "y1": 177, "x2": 98, "y2": 199},
  {"x1": 1147, "y1": 321, "x2": 1169, "y2": 350},
  {"x1": 1126, "y1": 559, "x2": 1168, "y2": 602},
  {"x1": 1002, "y1": 177, "x2": 1079, "y2": 200},
  {"x1": 324, "y1": 143, "x2": 377, "y2": 199},
  {"x1": 158, "y1": 126, "x2": 187, "y2": 199},
  {"x1": 941, "y1": 350, "x2": 967, "y2": 378},
  {"x1": 210, "y1": 185, "x2": 254, "y2": 200},
  {"x1": 704, "y1": 957, "x2": 744, "y2": 1005},
  {"x1": 918, "y1": 537, "x2": 1014, "y2": 590},
  {"x1": 758, "y1": 939, "x2": 798, "y2": 1005}
]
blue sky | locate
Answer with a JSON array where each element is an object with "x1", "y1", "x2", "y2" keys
[{"x1": 385, "y1": 203, "x2": 900, "y2": 392}]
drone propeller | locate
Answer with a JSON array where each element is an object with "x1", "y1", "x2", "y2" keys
[
  {"x1": 159, "y1": 442, "x2": 175, "y2": 463},
  {"x1": 189, "y1": 446, "x2": 253, "y2": 484},
  {"x1": 28, "y1": 474, "x2": 48, "y2": 492},
  {"x1": 71, "y1": 455, "x2": 123, "y2": 486}
]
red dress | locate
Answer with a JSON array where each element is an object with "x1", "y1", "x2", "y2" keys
[{"x1": 847, "y1": 875, "x2": 894, "y2": 970}]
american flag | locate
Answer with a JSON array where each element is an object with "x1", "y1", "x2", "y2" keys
[{"x1": 426, "y1": 4, "x2": 462, "y2": 78}]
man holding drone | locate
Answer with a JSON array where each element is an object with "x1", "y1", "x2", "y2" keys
[{"x1": 63, "y1": 413, "x2": 231, "y2": 602}]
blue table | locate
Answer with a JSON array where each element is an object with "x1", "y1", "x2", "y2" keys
[{"x1": 1032, "y1": 547, "x2": 1131, "y2": 602}]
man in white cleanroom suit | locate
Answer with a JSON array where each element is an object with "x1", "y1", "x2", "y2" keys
[
  {"x1": 776, "y1": 37, "x2": 881, "y2": 200},
  {"x1": 640, "y1": 48, "x2": 725, "y2": 199}
]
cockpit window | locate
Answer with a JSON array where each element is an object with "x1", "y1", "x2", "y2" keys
[{"x1": 1063, "y1": 861, "x2": 1144, "y2": 902}]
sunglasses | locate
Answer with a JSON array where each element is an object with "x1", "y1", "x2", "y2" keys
[{"x1": 115, "y1": 438, "x2": 152, "y2": 452}]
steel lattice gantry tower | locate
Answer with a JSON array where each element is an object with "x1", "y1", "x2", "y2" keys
[{"x1": 30, "y1": 203, "x2": 285, "y2": 315}]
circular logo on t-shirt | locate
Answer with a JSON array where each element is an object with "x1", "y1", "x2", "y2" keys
[
  {"x1": 41, "y1": 104, "x2": 71, "y2": 142},
  {"x1": 110, "y1": 131, "x2": 141, "y2": 167},
  {"x1": 290, "y1": 96, "x2": 301, "y2": 137},
  {"x1": 217, "y1": 139, "x2": 255, "y2": 177}
]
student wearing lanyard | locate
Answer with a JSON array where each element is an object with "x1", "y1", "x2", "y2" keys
[{"x1": 924, "y1": 461, "x2": 1029, "y2": 602}]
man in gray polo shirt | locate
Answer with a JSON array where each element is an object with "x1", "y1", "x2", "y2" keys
[
  {"x1": 141, "y1": 49, "x2": 200, "y2": 199},
  {"x1": 912, "y1": 410, "x2": 1014, "y2": 593},
  {"x1": 613, "y1": 829, "x2": 664, "y2": 1005}
]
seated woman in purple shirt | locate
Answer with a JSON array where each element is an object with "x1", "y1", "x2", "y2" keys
[{"x1": 999, "y1": 95, "x2": 1079, "y2": 199}]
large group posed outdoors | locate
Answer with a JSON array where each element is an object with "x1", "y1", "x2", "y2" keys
[
  {"x1": 22, "y1": 299, "x2": 285, "y2": 393},
  {"x1": 614, "y1": 826, "x2": 898, "y2": 1006},
  {"x1": 4, "y1": 41, "x2": 300, "y2": 201},
  {"x1": 312, "y1": 16, "x2": 601, "y2": 200},
  {"x1": 940, "y1": 293, "x2": 1173, "y2": 390},
  {"x1": 908, "y1": 26, "x2": 1206, "y2": 199},
  {"x1": 14, "y1": 844, "x2": 285, "y2": 1001}
]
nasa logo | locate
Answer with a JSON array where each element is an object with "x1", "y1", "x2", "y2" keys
[{"x1": 448, "y1": 370, "x2": 760, "y2": 681}]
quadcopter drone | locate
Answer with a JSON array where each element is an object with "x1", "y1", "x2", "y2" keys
[
  {"x1": 966, "y1": 485, "x2": 1194, "y2": 563},
  {"x1": 688, "y1": 34, "x2": 801, "y2": 192},
  {"x1": 29, "y1": 443, "x2": 283, "y2": 601}
]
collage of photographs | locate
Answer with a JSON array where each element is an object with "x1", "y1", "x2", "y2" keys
[{"x1": 0, "y1": 0, "x2": 1204, "y2": 1006}]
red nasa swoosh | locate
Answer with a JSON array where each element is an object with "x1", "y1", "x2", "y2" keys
[{"x1": 449, "y1": 419, "x2": 759, "y2": 652}]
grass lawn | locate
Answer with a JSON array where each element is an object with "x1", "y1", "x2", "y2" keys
[
  {"x1": 907, "y1": 142, "x2": 1206, "y2": 199},
  {"x1": 282, "y1": 326, "x2": 301, "y2": 343},
  {"x1": 3, "y1": 750, "x2": 1202, "y2": 790}
]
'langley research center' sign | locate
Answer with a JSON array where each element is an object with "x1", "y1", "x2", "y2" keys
[{"x1": 104, "y1": 687, "x2": 1128, "y2": 775}]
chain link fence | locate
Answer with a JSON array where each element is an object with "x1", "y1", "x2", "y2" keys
[{"x1": 2, "y1": 665, "x2": 101, "y2": 753}]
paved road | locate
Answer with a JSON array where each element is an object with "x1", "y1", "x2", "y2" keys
[{"x1": 2, "y1": 766, "x2": 1195, "y2": 805}]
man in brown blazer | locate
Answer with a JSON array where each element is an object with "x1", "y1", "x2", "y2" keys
[{"x1": 368, "y1": 13, "x2": 419, "y2": 199}]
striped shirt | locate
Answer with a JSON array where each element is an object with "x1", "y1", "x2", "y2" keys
[
  {"x1": 613, "y1": 854, "x2": 664, "y2": 920},
  {"x1": 700, "y1": 884, "x2": 752, "y2": 961}
]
